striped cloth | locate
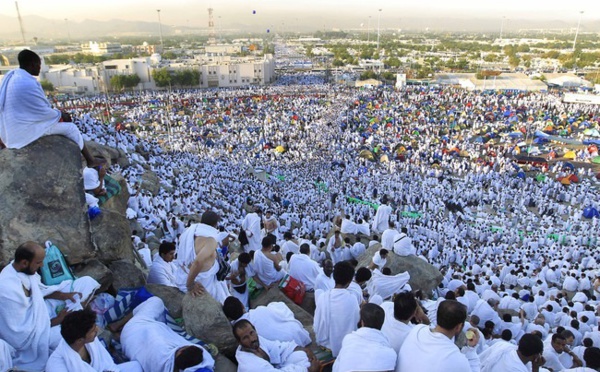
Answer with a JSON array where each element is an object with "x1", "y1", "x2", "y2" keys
[{"x1": 97, "y1": 175, "x2": 122, "y2": 206}]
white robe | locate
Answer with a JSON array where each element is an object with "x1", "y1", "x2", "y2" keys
[
  {"x1": 147, "y1": 254, "x2": 177, "y2": 287},
  {"x1": 121, "y1": 297, "x2": 215, "y2": 372},
  {"x1": 253, "y1": 250, "x2": 285, "y2": 287},
  {"x1": 241, "y1": 302, "x2": 311, "y2": 347},
  {"x1": 0, "y1": 339, "x2": 15, "y2": 372},
  {"x1": 372, "y1": 204, "x2": 392, "y2": 233},
  {"x1": 242, "y1": 213, "x2": 262, "y2": 252},
  {"x1": 174, "y1": 223, "x2": 230, "y2": 304},
  {"x1": 479, "y1": 343, "x2": 527, "y2": 372},
  {"x1": 314, "y1": 288, "x2": 360, "y2": 357},
  {"x1": 380, "y1": 301, "x2": 414, "y2": 353},
  {"x1": 0, "y1": 68, "x2": 62, "y2": 149},
  {"x1": 367, "y1": 269, "x2": 411, "y2": 301},
  {"x1": 333, "y1": 327, "x2": 397, "y2": 372},
  {"x1": 288, "y1": 254, "x2": 321, "y2": 291},
  {"x1": 235, "y1": 336, "x2": 309, "y2": 372},
  {"x1": 397, "y1": 324, "x2": 479, "y2": 372},
  {"x1": 46, "y1": 338, "x2": 143, "y2": 372},
  {"x1": 0, "y1": 264, "x2": 53, "y2": 370}
]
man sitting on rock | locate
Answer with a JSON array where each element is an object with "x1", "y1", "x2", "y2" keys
[
  {"x1": 223, "y1": 296, "x2": 311, "y2": 347},
  {"x1": 46, "y1": 308, "x2": 143, "y2": 372},
  {"x1": 147, "y1": 242, "x2": 177, "y2": 287},
  {"x1": 174, "y1": 210, "x2": 231, "y2": 304},
  {"x1": 233, "y1": 319, "x2": 319, "y2": 372},
  {"x1": 83, "y1": 166, "x2": 107, "y2": 197},
  {"x1": 121, "y1": 297, "x2": 215, "y2": 372},
  {"x1": 0, "y1": 241, "x2": 100, "y2": 371},
  {"x1": 0, "y1": 49, "x2": 102, "y2": 168}
]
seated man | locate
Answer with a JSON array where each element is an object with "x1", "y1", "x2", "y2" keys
[
  {"x1": 0, "y1": 241, "x2": 99, "y2": 371},
  {"x1": 121, "y1": 297, "x2": 215, "y2": 372},
  {"x1": 288, "y1": 243, "x2": 321, "y2": 291},
  {"x1": 233, "y1": 319, "x2": 319, "y2": 372},
  {"x1": 227, "y1": 252, "x2": 254, "y2": 309},
  {"x1": 0, "y1": 49, "x2": 101, "y2": 167},
  {"x1": 47, "y1": 308, "x2": 142, "y2": 372},
  {"x1": 381, "y1": 291, "x2": 420, "y2": 353},
  {"x1": 83, "y1": 166, "x2": 107, "y2": 197},
  {"x1": 223, "y1": 296, "x2": 311, "y2": 347},
  {"x1": 174, "y1": 210, "x2": 230, "y2": 304},
  {"x1": 252, "y1": 237, "x2": 286, "y2": 289},
  {"x1": 314, "y1": 261, "x2": 360, "y2": 357},
  {"x1": 479, "y1": 333, "x2": 544, "y2": 372},
  {"x1": 333, "y1": 303, "x2": 397, "y2": 372},
  {"x1": 147, "y1": 242, "x2": 177, "y2": 287}
]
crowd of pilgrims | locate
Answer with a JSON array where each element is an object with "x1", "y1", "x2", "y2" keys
[{"x1": 5, "y1": 72, "x2": 600, "y2": 371}]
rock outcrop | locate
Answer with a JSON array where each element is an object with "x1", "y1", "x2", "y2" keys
[
  {"x1": 0, "y1": 136, "x2": 96, "y2": 266},
  {"x1": 145, "y1": 284, "x2": 185, "y2": 318},
  {"x1": 357, "y1": 243, "x2": 443, "y2": 296},
  {"x1": 108, "y1": 260, "x2": 146, "y2": 290},
  {"x1": 91, "y1": 210, "x2": 134, "y2": 263},
  {"x1": 182, "y1": 293, "x2": 237, "y2": 357}
]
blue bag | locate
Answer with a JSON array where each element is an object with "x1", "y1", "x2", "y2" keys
[{"x1": 40, "y1": 241, "x2": 75, "y2": 286}]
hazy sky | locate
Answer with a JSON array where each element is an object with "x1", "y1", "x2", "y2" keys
[{"x1": 2, "y1": 0, "x2": 593, "y2": 26}]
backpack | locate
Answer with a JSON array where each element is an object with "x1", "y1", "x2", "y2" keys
[
  {"x1": 279, "y1": 274, "x2": 306, "y2": 305},
  {"x1": 40, "y1": 241, "x2": 75, "y2": 286}
]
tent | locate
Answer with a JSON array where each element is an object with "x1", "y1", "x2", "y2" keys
[
  {"x1": 275, "y1": 145, "x2": 286, "y2": 153},
  {"x1": 568, "y1": 174, "x2": 579, "y2": 183},
  {"x1": 535, "y1": 174, "x2": 547, "y2": 182},
  {"x1": 359, "y1": 149, "x2": 375, "y2": 161},
  {"x1": 563, "y1": 151, "x2": 576, "y2": 160},
  {"x1": 583, "y1": 207, "x2": 600, "y2": 219},
  {"x1": 379, "y1": 154, "x2": 389, "y2": 163},
  {"x1": 563, "y1": 162, "x2": 575, "y2": 172},
  {"x1": 593, "y1": 156, "x2": 600, "y2": 164},
  {"x1": 560, "y1": 178, "x2": 571, "y2": 185}
]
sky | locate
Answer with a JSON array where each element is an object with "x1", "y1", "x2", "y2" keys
[{"x1": 2, "y1": 0, "x2": 594, "y2": 26}]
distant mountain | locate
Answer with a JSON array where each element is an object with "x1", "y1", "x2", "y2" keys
[{"x1": 0, "y1": 14, "x2": 598, "y2": 43}]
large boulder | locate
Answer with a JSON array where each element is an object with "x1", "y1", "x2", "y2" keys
[
  {"x1": 84, "y1": 141, "x2": 118, "y2": 167},
  {"x1": 100, "y1": 174, "x2": 129, "y2": 213},
  {"x1": 116, "y1": 148, "x2": 131, "y2": 169},
  {"x1": 108, "y1": 260, "x2": 146, "y2": 290},
  {"x1": 357, "y1": 243, "x2": 443, "y2": 296},
  {"x1": 0, "y1": 136, "x2": 96, "y2": 266},
  {"x1": 145, "y1": 284, "x2": 185, "y2": 318},
  {"x1": 73, "y1": 259, "x2": 113, "y2": 292},
  {"x1": 182, "y1": 293, "x2": 237, "y2": 357},
  {"x1": 91, "y1": 209, "x2": 134, "y2": 263},
  {"x1": 139, "y1": 170, "x2": 160, "y2": 196}
]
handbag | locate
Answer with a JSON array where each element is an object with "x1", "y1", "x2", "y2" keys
[
  {"x1": 215, "y1": 251, "x2": 231, "y2": 281},
  {"x1": 279, "y1": 274, "x2": 306, "y2": 305}
]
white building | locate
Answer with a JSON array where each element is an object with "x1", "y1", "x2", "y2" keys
[
  {"x1": 81, "y1": 42, "x2": 122, "y2": 56},
  {"x1": 192, "y1": 54, "x2": 275, "y2": 88}
]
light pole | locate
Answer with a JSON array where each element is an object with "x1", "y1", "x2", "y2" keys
[
  {"x1": 367, "y1": 16, "x2": 371, "y2": 43},
  {"x1": 157, "y1": 9, "x2": 164, "y2": 53},
  {"x1": 499, "y1": 16, "x2": 506, "y2": 40},
  {"x1": 377, "y1": 9, "x2": 382, "y2": 58},
  {"x1": 572, "y1": 10, "x2": 584, "y2": 52}
]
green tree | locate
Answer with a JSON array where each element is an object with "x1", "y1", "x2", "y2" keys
[
  {"x1": 385, "y1": 57, "x2": 401, "y2": 68},
  {"x1": 359, "y1": 70, "x2": 378, "y2": 80},
  {"x1": 509, "y1": 55, "x2": 520, "y2": 68},
  {"x1": 332, "y1": 59, "x2": 345, "y2": 67},
  {"x1": 40, "y1": 80, "x2": 54, "y2": 92},
  {"x1": 110, "y1": 74, "x2": 140, "y2": 91},
  {"x1": 152, "y1": 68, "x2": 172, "y2": 87},
  {"x1": 173, "y1": 69, "x2": 199, "y2": 87},
  {"x1": 162, "y1": 51, "x2": 178, "y2": 60}
]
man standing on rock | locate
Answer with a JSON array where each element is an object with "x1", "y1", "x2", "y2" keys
[
  {"x1": 0, "y1": 49, "x2": 102, "y2": 168},
  {"x1": 241, "y1": 206, "x2": 263, "y2": 252},
  {"x1": 174, "y1": 210, "x2": 231, "y2": 304}
]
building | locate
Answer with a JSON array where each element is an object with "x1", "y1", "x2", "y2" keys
[
  {"x1": 205, "y1": 44, "x2": 243, "y2": 54},
  {"x1": 436, "y1": 73, "x2": 547, "y2": 92},
  {"x1": 130, "y1": 43, "x2": 161, "y2": 55},
  {"x1": 192, "y1": 54, "x2": 275, "y2": 88},
  {"x1": 81, "y1": 42, "x2": 123, "y2": 56}
]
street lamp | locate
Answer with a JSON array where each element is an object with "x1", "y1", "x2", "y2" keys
[
  {"x1": 499, "y1": 16, "x2": 506, "y2": 40},
  {"x1": 157, "y1": 9, "x2": 164, "y2": 53},
  {"x1": 377, "y1": 9, "x2": 382, "y2": 58},
  {"x1": 572, "y1": 10, "x2": 584, "y2": 52},
  {"x1": 367, "y1": 16, "x2": 371, "y2": 43}
]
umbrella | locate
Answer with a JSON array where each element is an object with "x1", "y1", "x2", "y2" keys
[
  {"x1": 592, "y1": 156, "x2": 600, "y2": 164},
  {"x1": 563, "y1": 151, "x2": 576, "y2": 160},
  {"x1": 535, "y1": 174, "x2": 546, "y2": 182},
  {"x1": 583, "y1": 207, "x2": 600, "y2": 219},
  {"x1": 563, "y1": 162, "x2": 575, "y2": 172},
  {"x1": 359, "y1": 149, "x2": 375, "y2": 161},
  {"x1": 560, "y1": 178, "x2": 571, "y2": 185}
]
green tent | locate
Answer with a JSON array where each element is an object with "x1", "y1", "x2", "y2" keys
[
  {"x1": 592, "y1": 156, "x2": 600, "y2": 164},
  {"x1": 535, "y1": 174, "x2": 547, "y2": 182}
]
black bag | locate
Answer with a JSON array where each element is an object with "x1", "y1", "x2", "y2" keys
[
  {"x1": 233, "y1": 283, "x2": 247, "y2": 294},
  {"x1": 238, "y1": 229, "x2": 249, "y2": 246},
  {"x1": 215, "y1": 252, "x2": 231, "y2": 281}
]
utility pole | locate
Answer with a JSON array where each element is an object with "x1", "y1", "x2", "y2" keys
[
  {"x1": 377, "y1": 9, "x2": 382, "y2": 57},
  {"x1": 15, "y1": 2, "x2": 26, "y2": 45},
  {"x1": 572, "y1": 10, "x2": 584, "y2": 52},
  {"x1": 157, "y1": 9, "x2": 164, "y2": 52},
  {"x1": 64, "y1": 18, "x2": 71, "y2": 44}
]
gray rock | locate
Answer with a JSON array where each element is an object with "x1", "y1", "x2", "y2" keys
[
  {"x1": 0, "y1": 136, "x2": 96, "y2": 266},
  {"x1": 99, "y1": 174, "x2": 129, "y2": 214},
  {"x1": 84, "y1": 141, "x2": 116, "y2": 167},
  {"x1": 214, "y1": 354, "x2": 238, "y2": 372},
  {"x1": 129, "y1": 220, "x2": 143, "y2": 236},
  {"x1": 108, "y1": 260, "x2": 146, "y2": 290},
  {"x1": 140, "y1": 170, "x2": 160, "y2": 196},
  {"x1": 145, "y1": 284, "x2": 185, "y2": 318},
  {"x1": 357, "y1": 243, "x2": 443, "y2": 296},
  {"x1": 116, "y1": 148, "x2": 131, "y2": 168},
  {"x1": 73, "y1": 259, "x2": 113, "y2": 292},
  {"x1": 91, "y1": 209, "x2": 134, "y2": 263},
  {"x1": 182, "y1": 293, "x2": 237, "y2": 357}
]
